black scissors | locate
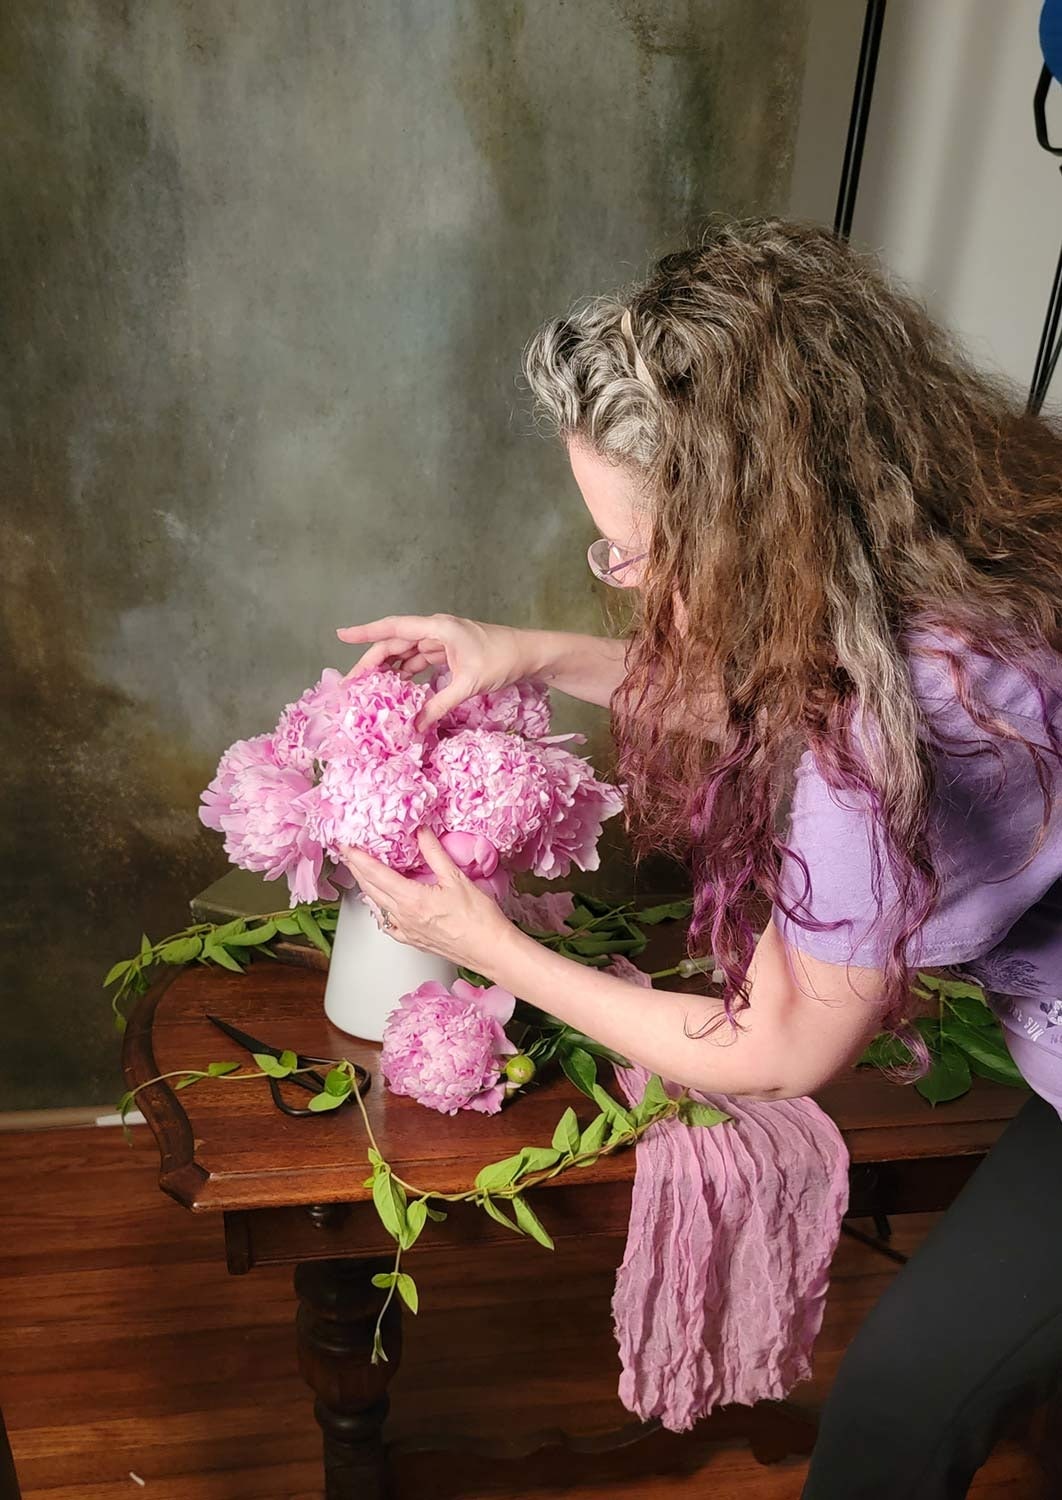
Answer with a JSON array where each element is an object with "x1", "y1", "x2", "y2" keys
[{"x1": 206, "y1": 1015, "x2": 370, "y2": 1117}]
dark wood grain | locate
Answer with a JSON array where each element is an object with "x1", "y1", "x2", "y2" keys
[
  {"x1": 0, "y1": 1128, "x2": 1048, "y2": 1498},
  {"x1": 122, "y1": 932, "x2": 1026, "y2": 1216}
]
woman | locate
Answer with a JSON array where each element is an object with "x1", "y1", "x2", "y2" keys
[{"x1": 339, "y1": 220, "x2": 1062, "y2": 1498}]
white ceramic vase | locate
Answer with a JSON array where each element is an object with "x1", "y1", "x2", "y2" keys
[{"x1": 323, "y1": 886, "x2": 458, "y2": 1042}]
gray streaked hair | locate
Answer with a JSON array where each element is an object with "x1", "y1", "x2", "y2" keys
[{"x1": 523, "y1": 296, "x2": 661, "y2": 468}]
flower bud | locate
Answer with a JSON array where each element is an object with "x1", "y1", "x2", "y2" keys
[{"x1": 504, "y1": 1054, "x2": 536, "y2": 1086}]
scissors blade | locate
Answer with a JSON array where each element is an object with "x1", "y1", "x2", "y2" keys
[{"x1": 205, "y1": 1014, "x2": 283, "y2": 1060}]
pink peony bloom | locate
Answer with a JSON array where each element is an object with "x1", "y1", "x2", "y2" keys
[
  {"x1": 432, "y1": 671, "x2": 552, "y2": 740},
  {"x1": 428, "y1": 730, "x2": 551, "y2": 857},
  {"x1": 300, "y1": 668, "x2": 432, "y2": 765},
  {"x1": 408, "y1": 831, "x2": 512, "y2": 905},
  {"x1": 272, "y1": 670, "x2": 346, "y2": 773},
  {"x1": 509, "y1": 743, "x2": 625, "y2": 881},
  {"x1": 307, "y1": 752, "x2": 438, "y2": 874},
  {"x1": 380, "y1": 978, "x2": 517, "y2": 1115},
  {"x1": 198, "y1": 735, "x2": 323, "y2": 904}
]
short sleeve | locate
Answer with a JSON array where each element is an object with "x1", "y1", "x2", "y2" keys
[{"x1": 775, "y1": 709, "x2": 1062, "y2": 974}]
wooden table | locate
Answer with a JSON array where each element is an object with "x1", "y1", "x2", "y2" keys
[{"x1": 123, "y1": 945, "x2": 1025, "y2": 1499}]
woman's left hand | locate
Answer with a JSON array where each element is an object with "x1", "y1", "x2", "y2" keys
[{"x1": 341, "y1": 829, "x2": 515, "y2": 974}]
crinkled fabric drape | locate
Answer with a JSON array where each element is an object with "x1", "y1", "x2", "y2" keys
[{"x1": 608, "y1": 958, "x2": 850, "y2": 1431}]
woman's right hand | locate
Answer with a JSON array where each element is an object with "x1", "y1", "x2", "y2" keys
[{"x1": 336, "y1": 614, "x2": 532, "y2": 731}]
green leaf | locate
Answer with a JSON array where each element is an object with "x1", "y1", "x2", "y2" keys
[
  {"x1": 946, "y1": 994, "x2": 995, "y2": 1028},
  {"x1": 279, "y1": 1049, "x2": 298, "y2": 1072},
  {"x1": 203, "y1": 943, "x2": 245, "y2": 974},
  {"x1": 516, "y1": 1146, "x2": 562, "y2": 1175},
  {"x1": 642, "y1": 1074, "x2": 671, "y2": 1112},
  {"x1": 859, "y1": 1033, "x2": 914, "y2": 1071},
  {"x1": 158, "y1": 937, "x2": 204, "y2": 965},
  {"x1": 224, "y1": 922, "x2": 278, "y2": 948},
  {"x1": 253, "y1": 1052, "x2": 293, "y2": 1078},
  {"x1": 590, "y1": 1083, "x2": 633, "y2": 1131},
  {"x1": 295, "y1": 906, "x2": 332, "y2": 956},
  {"x1": 371, "y1": 1272, "x2": 397, "y2": 1290},
  {"x1": 117, "y1": 1089, "x2": 136, "y2": 1118},
  {"x1": 967, "y1": 1051, "x2": 1028, "y2": 1089},
  {"x1": 405, "y1": 1199, "x2": 428, "y2": 1248},
  {"x1": 275, "y1": 916, "x2": 301, "y2": 935},
  {"x1": 308, "y1": 1090, "x2": 346, "y2": 1112},
  {"x1": 140, "y1": 933, "x2": 153, "y2": 958},
  {"x1": 474, "y1": 1154, "x2": 526, "y2": 1193},
  {"x1": 479, "y1": 1195, "x2": 522, "y2": 1233},
  {"x1": 680, "y1": 1100, "x2": 730, "y2": 1128},
  {"x1": 948, "y1": 1021, "x2": 1025, "y2": 1084},
  {"x1": 371, "y1": 1327, "x2": 389, "y2": 1364},
  {"x1": 576, "y1": 1112, "x2": 609, "y2": 1161},
  {"x1": 368, "y1": 1147, "x2": 383, "y2": 1169},
  {"x1": 372, "y1": 1170, "x2": 409, "y2": 1242},
  {"x1": 324, "y1": 1067, "x2": 353, "y2": 1097},
  {"x1": 206, "y1": 1060, "x2": 240, "y2": 1077},
  {"x1": 552, "y1": 1106, "x2": 581, "y2": 1156},
  {"x1": 635, "y1": 899, "x2": 693, "y2": 924},
  {"x1": 557, "y1": 1029, "x2": 632, "y2": 1068},
  {"x1": 103, "y1": 960, "x2": 134, "y2": 988},
  {"x1": 915, "y1": 1044, "x2": 972, "y2": 1105},
  {"x1": 174, "y1": 1074, "x2": 201, "y2": 1091},
  {"x1": 395, "y1": 1273, "x2": 419, "y2": 1313},
  {"x1": 568, "y1": 905, "x2": 596, "y2": 930},
  {"x1": 512, "y1": 1194, "x2": 555, "y2": 1250},
  {"x1": 559, "y1": 1046, "x2": 598, "y2": 1099},
  {"x1": 426, "y1": 1205, "x2": 448, "y2": 1223}
]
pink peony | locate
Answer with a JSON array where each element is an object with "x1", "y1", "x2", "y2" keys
[
  {"x1": 307, "y1": 752, "x2": 438, "y2": 874},
  {"x1": 432, "y1": 671, "x2": 552, "y2": 740},
  {"x1": 380, "y1": 978, "x2": 517, "y2": 1114},
  {"x1": 300, "y1": 668, "x2": 432, "y2": 765},
  {"x1": 509, "y1": 743, "x2": 625, "y2": 880},
  {"x1": 198, "y1": 735, "x2": 324, "y2": 903},
  {"x1": 428, "y1": 730, "x2": 551, "y2": 856},
  {"x1": 505, "y1": 888, "x2": 576, "y2": 934}
]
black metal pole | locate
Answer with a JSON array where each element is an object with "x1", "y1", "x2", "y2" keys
[{"x1": 834, "y1": 0, "x2": 888, "y2": 241}]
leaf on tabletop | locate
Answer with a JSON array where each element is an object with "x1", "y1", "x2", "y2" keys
[
  {"x1": 325, "y1": 1067, "x2": 353, "y2": 1096},
  {"x1": 159, "y1": 937, "x2": 204, "y2": 964},
  {"x1": 859, "y1": 1033, "x2": 914, "y2": 1071},
  {"x1": 575, "y1": 1112, "x2": 609, "y2": 1161},
  {"x1": 635, "y1": 899, "x2": 693, "y2": 924},
  {"x1": 308, "y1": 1090, "x2": 346, "y2": 1112},
  {"x1": 559, "y1": 1046, "x2": 598, "y2": 1098},
  {"x1": 590, "y1": 1084, "x2": 633, "y2": 1131},
  {"x1": 516, "y1": 1147, "x2": 562, "y2": 1175},
  {"x1": 948, "y1": 1022, "x2": 1025, "y2": 1084},
  {"x1": 512, "y1": 1195, "x2": 555, "y2": 1250},
  {"x1": 295, "y1": 907, "x2": 332, "y2": 956},
  {"x1": 275, "y1": 917, "x2": 301, "y2": 936},
  {"x1": 552, "y1": 1106, "x2": 581, "y2": 1156},
  {"x1": 914, "y1": 1044, "x2": 971, "y2": 1105},
  {"x1": 474, "y1": 1154, "x2": 526, "y2": 1193},
  {"x1": 203, "y1": 944, "x2": 245, "y2": 974},
  {"x1": 279, "y1": 1049, "x2": 299, "y2": 1072},
  {"x1": 224, "y1": 923, "x2": 278, "y2": 948},
  {"x1": 254, "y1": 1052, "x2": 293, "y2": 1078},
  {"x1": 946, "y1": 994, "x2": 995, "y2": 1027}
]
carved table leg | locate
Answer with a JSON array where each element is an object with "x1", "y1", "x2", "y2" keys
[{"x1": 295, "y1": 1258, "x2": 403, "y2": 1500}]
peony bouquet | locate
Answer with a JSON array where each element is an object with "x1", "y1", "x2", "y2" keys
[{"x1": 198, "y1": 667, "x2": 623, "y2": 910}]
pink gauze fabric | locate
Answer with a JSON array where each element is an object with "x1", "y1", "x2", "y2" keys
[{"x1": 607, "y1": 956, "x2": 850, "y2": 1432}]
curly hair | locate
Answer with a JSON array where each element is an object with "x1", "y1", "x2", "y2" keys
[{"x1": 524, "y1": 218, "x2": 1062, "y2": 1031}]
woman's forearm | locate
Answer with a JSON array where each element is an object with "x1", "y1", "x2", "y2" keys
[
  {"x1": 489, "y1": 925, "x2": 800, "y2": 1099},
  {"x1": 518, "y1": 631, "x2": 627, "y2": 709}
]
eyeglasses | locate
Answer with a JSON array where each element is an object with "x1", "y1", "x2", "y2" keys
[{"x1": 586, "y1": 537, "x2": 647, "y2": 588}]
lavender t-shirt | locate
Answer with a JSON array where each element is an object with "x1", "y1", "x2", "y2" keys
[{"x1": 775, "y1": 632, "x2": 1062, "y2": 1119}]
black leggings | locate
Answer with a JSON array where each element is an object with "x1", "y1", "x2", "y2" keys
[{"x1": 802, "y1": 1093, "x2": 1062, "y2": 1499}]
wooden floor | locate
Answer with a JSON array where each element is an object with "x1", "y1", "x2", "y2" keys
[{"x1": 0, "y1": 1126, "x2": 1049, "y2": 1500}]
